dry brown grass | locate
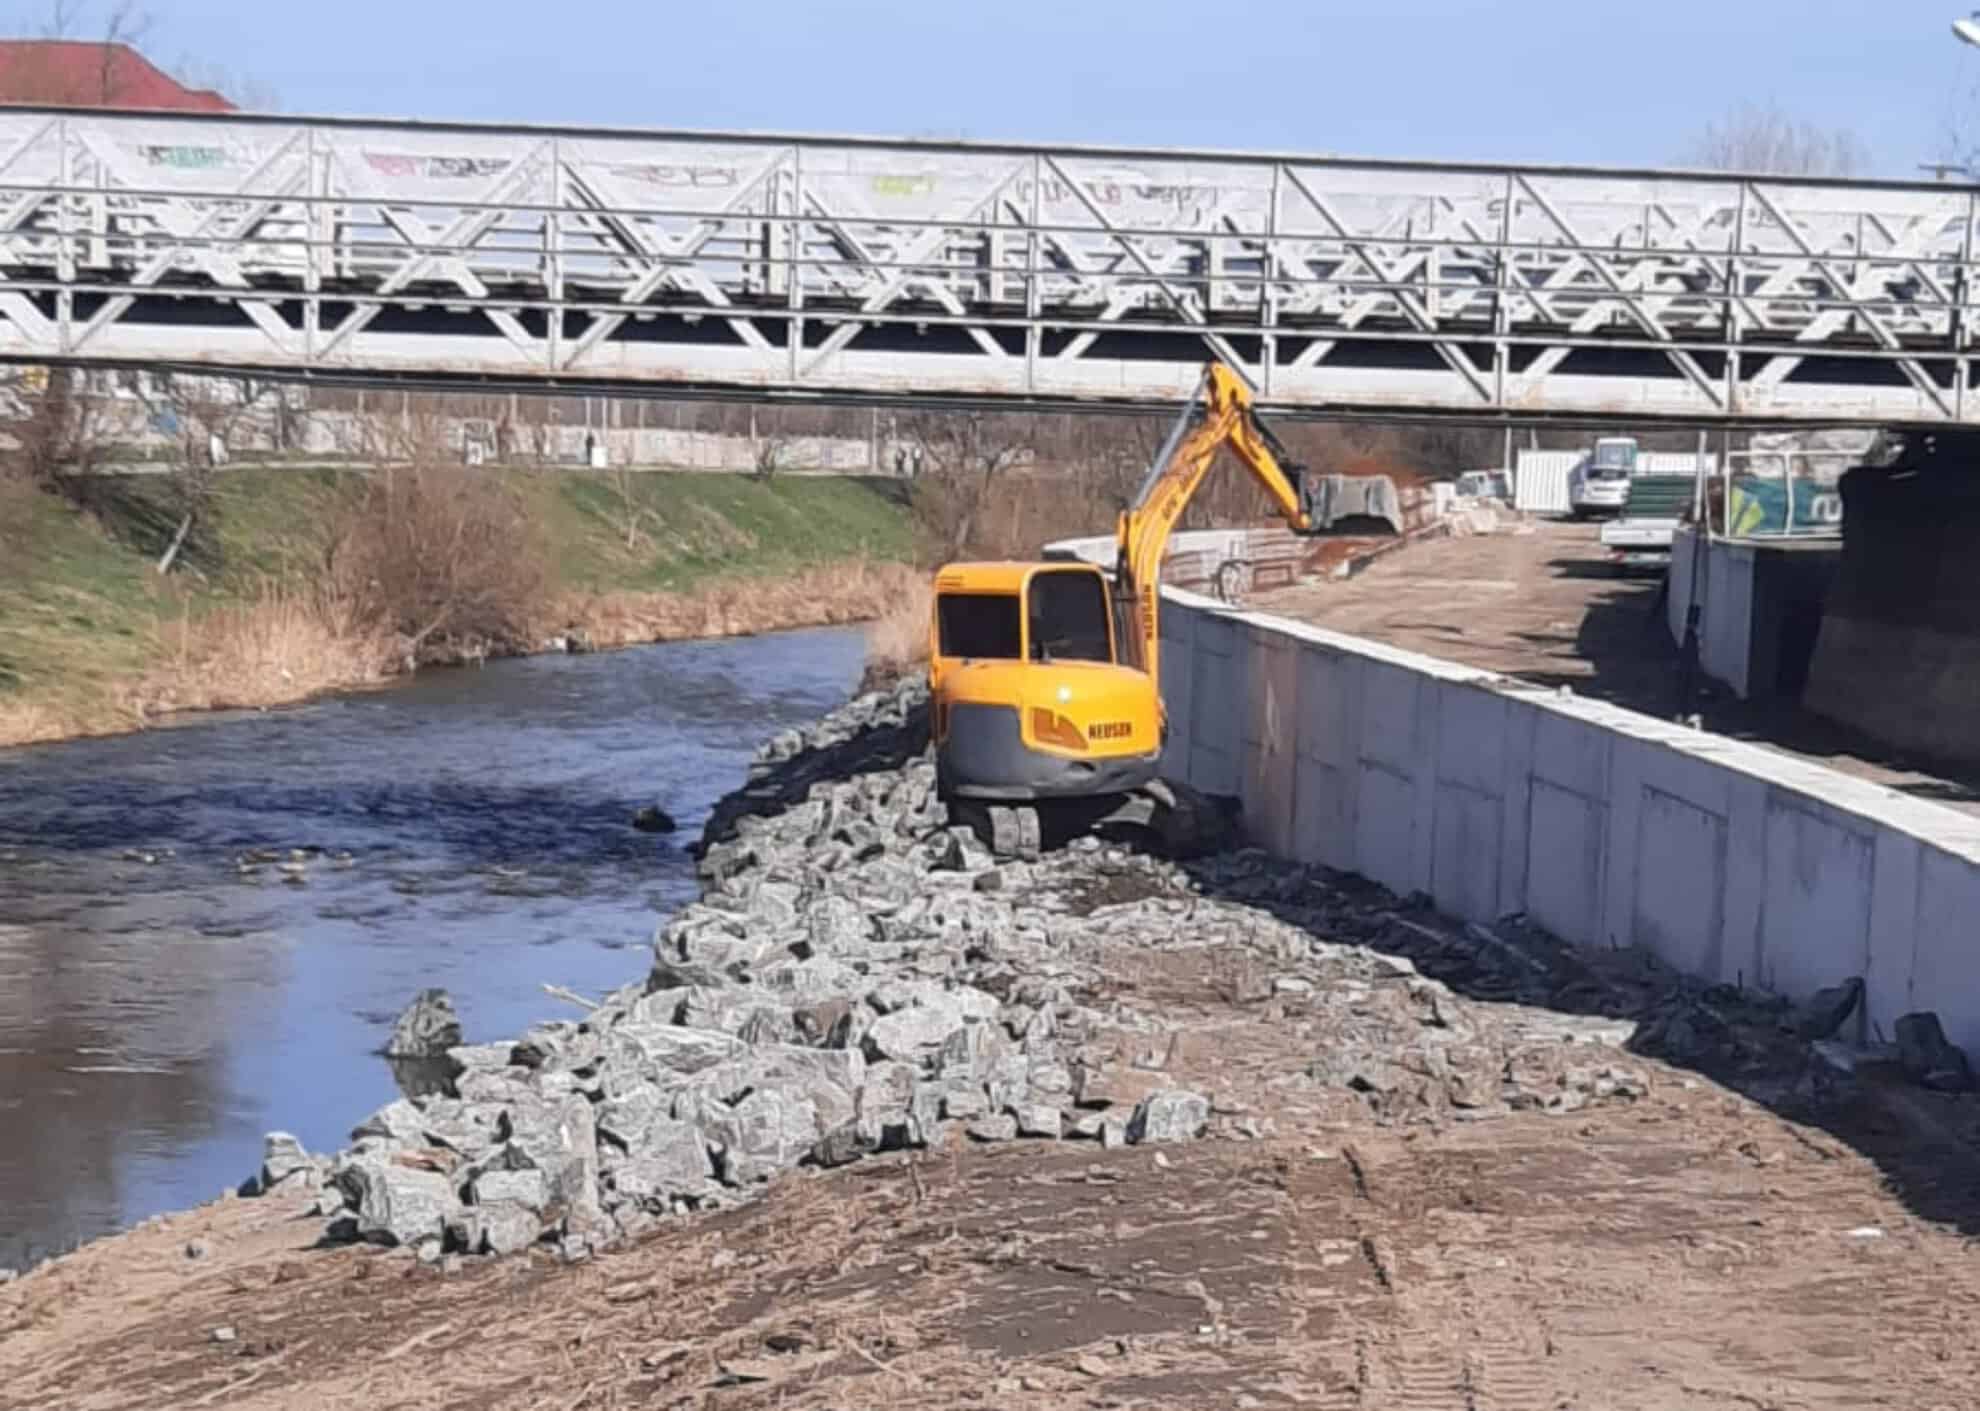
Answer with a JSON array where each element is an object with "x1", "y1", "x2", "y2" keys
[
  {"x1": 0, "y1": 696, "x2": 74, "y2": 748},
  {"x1": 0, "y1": 558, "x2": 923, "y2": 751},
  {"x1": 555, "y1": 558, "x2": 922, "y2": 652},
  {"x1": 860, "y1": 573, "x2": 932, "y2": 690},
  {"x1": 137, "y1": 583, "x2": 398, "y2": 717}
]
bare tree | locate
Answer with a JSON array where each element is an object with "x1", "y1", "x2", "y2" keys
[
  {"x1": 1683, "y1": 102, "x2": 1866, "y2": 177},
  {"x1": 0, "y1": 366, "x2": 113, "y2": 488},
  {"x1": 166, "y1": 54, "x2": 279, "y2": 111},
  {"x1": 128, "y1": 372, "x2": 306, "y2": 573},
  {"x1": 900, "y1": 409, "x2": 1036, "y2": 560},
  {"x1": 608, "y1": 463, "x2": 647, "y2": 549},
  {"x1": 746, "y1": 408, "x2": 789, "y2": 481}
]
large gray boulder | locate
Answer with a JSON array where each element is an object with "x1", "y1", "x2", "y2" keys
[
  {"x1": 863, "y1": 1006, "x2": 967, "y2": 1068},
  {"x1": 605, "y1": 1023, "x2": 747, "y2": 1083},
  {"x1": 417, "y1": 1098, "x2": 505, "y2": 1159},
  {"x1": 707, "y1": 1089, "x2": 819, "y2": 1186},
  {"x1": 351, "y1": 1098, "x2": 426, "y2": 1147},
  {"x1": 604, "y1": 1117, "x2": 716, "y2": 1205},
  {"x1": 1127, "y1": 1090, "x2": 1211, "y2": 1145},
  {"x1": 336, "y1": 1157, "x2": 460, "y2": 1247},
  {"x1": 454, "y1": 1201, "x2": 542, "y2": 1257},
  {"x1": 483, "y1": 1093, "x2": 603, "y2": 1229},
  {"x1": 741, "y1": 1046, "x2": 864, "y2": 1131},
  {"x1": 258, "y1": 1132, "x2": 317, "y2": 1192},
  {"x1": 939, "y1": 1022, "x2": 1013, "y2": 1083},
  {"x1": 384, "y1": 988, "x2": 463, "y2": 1059},
  {"x1": 805, "y1": 893, "x2": 873, "y2": 952}
]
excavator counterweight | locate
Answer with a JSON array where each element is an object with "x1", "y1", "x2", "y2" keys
[{"x1": 927, "y1": 363, "x2": 1400, "y2": 857}]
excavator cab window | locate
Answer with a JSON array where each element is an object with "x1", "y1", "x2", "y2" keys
[
  {"x1": 936, "y1": 592, "x2": 1022, "y2": 660},
  {"x1": 1026, "y1": 570, "x2": 1114, "y2": 664}
]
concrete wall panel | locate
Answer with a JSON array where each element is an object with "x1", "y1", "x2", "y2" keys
[
  {"x1": 1630, "y1": 786, "x2": 1727, "y2": 976},
  {"x1": 1356, "y1": 761, "x2": 1419, "y2": 898},
  {"x1": 1864, "y1": 832, "x2": 1923, "y2": 1043},
  {"x1": 1296, "y1": 647, "x2": 1354, "y2": 771},
  {"x1": 1907, "y1": 849, "x2": 1980, "y2": 1053},
  {"x1": 1359, "y1": 661, "x2": 1422, "y2": 777},
  {"x1": 1756, "y1": 799, "x2": 1874, "y2": 998},
  {"x1": 1530, "y1": 707, "x2": 1612, "y2": 802},
  {"x1": 1527, "y1": 778, "x2": 1605, "y2": 942},
  {"x1": 1294, "y1": 755, "x2": 1352, "y2": 870},
  {"x1": 1188, "y1": 610, "x2": 1239, "y2": 796},
  {"x1": 1433, "y1": 782, "x2": 1503, "y2": 920},
  {"x1": 1241, "y1": 630, "x2": 1299, "y2": 855},
  {"x1": 1435, "y1": 688, "x2": 1509, "y2": 795}
]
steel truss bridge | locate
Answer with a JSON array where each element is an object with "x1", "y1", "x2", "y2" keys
[{"x1": 5, "y1": 106, "x2": 1980, "y2": 425}]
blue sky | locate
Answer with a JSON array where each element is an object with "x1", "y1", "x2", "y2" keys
[{"x1": 110, "y1": 0, "x2": 1980, "y2": 175}]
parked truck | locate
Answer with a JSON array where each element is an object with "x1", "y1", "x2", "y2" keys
[{"x1": 1598, "y1": 473, "x2": 1693, "y2": 569}]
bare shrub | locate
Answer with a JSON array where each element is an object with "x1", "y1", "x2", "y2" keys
[{"x1": 325, "y1": 461, "x2": 551, "y2": 662}]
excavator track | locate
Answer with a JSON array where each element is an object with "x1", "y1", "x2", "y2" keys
[
  {"x1": 987, "y1": 804, "x2": 1043, "y2": 862},
  {"x1": 950, "y1": 780, "x2": 1240, "y2": 863}
]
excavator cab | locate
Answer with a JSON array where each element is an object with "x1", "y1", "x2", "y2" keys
[{"x1": 928, "y1": 561, "x2": 1162, "y2": 805}]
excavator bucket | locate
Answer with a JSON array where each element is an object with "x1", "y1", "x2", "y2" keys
[{"x1": 1296, "y1": 468, "x2": 1406, "y2": 537}]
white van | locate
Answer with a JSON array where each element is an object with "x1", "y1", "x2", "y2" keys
[{"x1": 1568, "y1": 437, "x2": 1638, "y2": 516}]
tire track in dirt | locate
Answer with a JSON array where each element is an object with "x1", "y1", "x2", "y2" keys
[{"x1": 1297, "y1": 1142, "x2": 1551, "y2": 1411}]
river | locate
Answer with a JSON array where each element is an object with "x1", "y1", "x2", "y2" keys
[{"x1": 0, "y1": 625, "x2": 868, "y2": 1268}]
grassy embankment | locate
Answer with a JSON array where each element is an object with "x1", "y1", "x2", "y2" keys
[{"x1": 0, "y1": 469, "x2": 916, "y2": 748}]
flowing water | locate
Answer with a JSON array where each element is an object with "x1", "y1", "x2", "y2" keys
[{"x1": 0, "y1": 626, "x2": 867, "y2": 1267}]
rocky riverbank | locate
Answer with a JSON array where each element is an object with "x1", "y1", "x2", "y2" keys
[{"x1": 242, "y1": 679, "x2": 1220, "y2": 1262}]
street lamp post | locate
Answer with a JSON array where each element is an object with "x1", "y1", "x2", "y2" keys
[{"x1": 1936, "y1": 15, "x2": 1980, "y2": 180}]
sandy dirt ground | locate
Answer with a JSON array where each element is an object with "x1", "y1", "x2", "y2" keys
[
  {"x1": 1255, "y1": 518, "x2": 1980, "y2": 813},
  {"x1": 8, "y1": 915, "x2": 1980, "y2": 1411}
]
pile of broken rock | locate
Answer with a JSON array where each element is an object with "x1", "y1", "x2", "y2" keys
[{"x1": 247, "y1": 680, "x2": 1213, "y2": 1263}]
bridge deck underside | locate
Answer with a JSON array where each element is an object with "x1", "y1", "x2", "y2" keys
[{"x1": 3, "y1": 109, "x2": 1978, "y2": 424}]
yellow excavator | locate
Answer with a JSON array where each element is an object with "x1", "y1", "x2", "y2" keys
[{"x1": 926, "y1": 362, "x2": 1403, "y2": 857}]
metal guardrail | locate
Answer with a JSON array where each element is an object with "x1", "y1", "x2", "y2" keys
[{"x1": 2, "y1": 107, "x2": 1980, "y2": 422}]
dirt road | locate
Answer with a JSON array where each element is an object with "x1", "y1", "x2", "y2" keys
[
  {"x1": 1258, "y1": 520, "x2": 1681, "y2": 707},
  {"x1": 1256, "y1": 518, "x2": 1980, "y2": 812}
]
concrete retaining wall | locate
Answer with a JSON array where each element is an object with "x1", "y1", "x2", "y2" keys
[
  {"x1": 1668, "y1": 529, "x2": 1756, "y2": 697},
  {"x1": 1049, "y1": 531, "x2": 1980, "y2": 1052},
  {"x1": 1670, "y1": 529, "x2": 1841, "y2": 703}
]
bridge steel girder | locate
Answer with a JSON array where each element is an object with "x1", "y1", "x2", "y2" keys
[{"x1": 0, "y1": 107, "x2": 1976, "y2": 426}]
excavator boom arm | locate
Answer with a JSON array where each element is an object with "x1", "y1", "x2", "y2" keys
[{"x1": 1116, "y1": 363, "x2": 1314, "y2": 688}]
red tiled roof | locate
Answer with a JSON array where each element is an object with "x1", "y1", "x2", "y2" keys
[{"x1": 0, "y1": 40, "x2": 233, "y2": 111}]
